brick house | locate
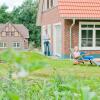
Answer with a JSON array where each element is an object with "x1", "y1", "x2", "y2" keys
[
  {"x1": 37, "y1": 0, "x2": 100, "y2": 58},
  {"x1": 0, "y1": 23, "x2": 29, "y2": 50}
]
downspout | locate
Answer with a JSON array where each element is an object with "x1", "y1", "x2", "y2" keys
[{"x1": 69, "y1": 18, "x2": 75, "y2": 59}]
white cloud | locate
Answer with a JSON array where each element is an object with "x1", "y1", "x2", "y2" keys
[{"x1": 0, "y1": 0, "x2": 24, "y2": 11}]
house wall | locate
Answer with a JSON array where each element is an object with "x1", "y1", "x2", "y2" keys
[
  {"x1": 43, "y1": 0, "x2": 58, "y2": 11},
  {"x1": 41, "y1": 7, "x2": 61, "y2": 25},
  {"x1": 0, "y1": 36, "x2": 27, "y2": 50},
  {"x1": 41, "y1": 7, "x2": 64, "y2": 55},
  {"x1": 64, "y1": 20, "x2": 100, "y2": 58},
  {"x1": 24, "y1": 39, "x2": 29, "y2": 49}
]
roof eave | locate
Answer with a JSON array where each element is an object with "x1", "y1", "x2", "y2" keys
[{"x1": 63, "y1": 17, "x2": 100, "y2": 20}]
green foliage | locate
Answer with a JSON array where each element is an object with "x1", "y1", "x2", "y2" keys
[
  {"x1": 0, "y1": 51, "x2": 100, "y2": 99},
  {"x1": 11, "y1": 0, "x2": 41, "y2": 47},
  {"x1": 0, "y1": 75, "x2": 99, "y2": 100},
  {"x1": 0, "y1": 49, "x2": 48, "y2": 78},
  {"x1": 0, "y1": 4, "x2": 12, "y2": 23},
  {"x1": 0, "y1": 0, "x2": 41, "y2": 47}
]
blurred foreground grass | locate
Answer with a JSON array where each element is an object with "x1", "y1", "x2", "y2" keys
[{"x1": 0, "y1": 49, "x2": 100, "y2": 99}]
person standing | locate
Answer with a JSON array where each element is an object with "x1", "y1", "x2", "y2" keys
[{"x1": 43, "y1": 29, "x2": 50, "y2": 56}]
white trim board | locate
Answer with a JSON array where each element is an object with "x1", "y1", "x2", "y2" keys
[{"x1": 53, "y1": 22, "x2": 62, "y2": 57}]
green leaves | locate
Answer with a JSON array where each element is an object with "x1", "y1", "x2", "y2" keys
[
  {"x1": 11, "y1": 0, "x2": 41, "y2": 47},
  {"x1": 7, "y1": 92, "x2": 19, "y2": 100},
  {"x1": 0, "y1": 0, "x2": 41, "y2": 47},
  {"x1": 0, "y1": 50, "x2": 99, "y2": 99},
  {"x1": 81, "y1": 86, "x2": 97, "y2": 100}
]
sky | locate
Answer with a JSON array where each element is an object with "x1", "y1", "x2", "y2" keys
[{"x1": 0, "y1": 0, "x2": 25, "y2": 11}]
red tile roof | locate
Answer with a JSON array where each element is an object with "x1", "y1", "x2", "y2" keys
[{"x1": 58, "y1": 0, "x2": 100, "y2": 19}]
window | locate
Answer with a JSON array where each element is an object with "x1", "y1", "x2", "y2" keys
[
  {"x1": 12, "y1": 27, "x2": 15, "y2": 32},
  {"x1": 53, "y1": 0, "x2": 58, "y2": 6},
  {"x1": 79, "y1": 22, "x2": 100, "y2": 50},
  {"x1": 47, "y1": 0, "x2": 50, "y2": 9},
  {"x1": 43, "y1": 0, "x2": 57, "y2": 11},
  {"x1": 6, "y1": 32, "x2": 9, "y2": 36},
  {"x1": 13, "y1": 42, "x2": 20, "y2": 48},
  {"x1": 15, "y1": 32, "x2": 19, "y2": 37},
  {"x1": 96, "y1": 30, "x2": 100, "y2": 47},
  {"x1": 6, "y1": 26, "x2": 9, "y2": 31},
  {"x1": 81, "y1": 30, "x2": 93, "y2": 47},
  {"x1": 1, "y1": 32, "x2": 6, "y2": 36},
  {"x1": 51, "y1": 0, "x2": 53, "y2": 7},
  {"x1": 0, "y1": 42, "x2": 7, "y2": 48},
  {"x1": 11, "y1": 32, "x2": 14, "y2": 36}
]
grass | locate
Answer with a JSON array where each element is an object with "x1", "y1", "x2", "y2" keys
[{"x1": 0, "y1": 50, "x2": 100, "y2": 99}]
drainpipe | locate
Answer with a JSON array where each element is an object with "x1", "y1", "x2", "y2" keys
[{"x1": 69, "y1": 18, "x2": 75, "y2": 59}]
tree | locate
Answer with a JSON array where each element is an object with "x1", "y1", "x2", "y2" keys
[
  {"x1": 0, "y1": 4, "x2": 12, "y2": 23},
  {"x1": 11, "y1": 0, "x2": 41, "y2": 47}
]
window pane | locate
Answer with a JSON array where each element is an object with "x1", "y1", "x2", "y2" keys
[
  {"x1": 0, "y1": 43, "x2": 3, "y2": 47},
  {"x1": 81, "y1": 30, "x2": 87, "y2": 38},
  {"x1": 81, "y1": 39, "x2": 93, "y2": 47},
  {"x1": 81, "y1": 39, "x2": 87, "y2": 47},
  {"x1": 96, "y1": 30, "x2": 100, "y2": 38},
  {"x1": 88, "y1": 25, "x2": 94, "y2": 28},
  {"x1": 17, "y1": 43, "x2": 20, "y2": 47},
  {"x1": 47, "y1": 0, "x2": 50, "y2": 9},
  {"x1": 13, "y1": 42, "x2": 20, "y2": 48},
  {"x1": 81, "y1": 30, "x2": 93, "y2": 38},
  {"x1": 81, "y1": 25, "x2": 94, "y2": 28},
  {"x1": 88, "y1": 30, "x2": 93, "y2": 38},
  {"x1": 6, "y1": 27, "x2": 9, "y2": 31},
  {"x1": 87, "y1": 39, "x2": 93, "y2": 47},
  {"x1": 12, "y1": 27, "x2": 15, "y2": 32},
  {"x1": 15, "y1": 32, "x2": 19, "y2": 36},
  {"x1": 13, "y1": 43, "x2": 16, "y2": 47},
  {"x1": 96, "y1": 39, "x2": 100, "y2": 47},
  {"x1": 0, "y1": 42, "x2": 6, "y2": 47},
  {"x1": 95, "y1": 25, "x2": 100, "y2": 28},
  {"x1": 81, "y1": 25, "x2": 87, "y2": 28},
  {"x1": 51, "y1": 0, "x2": 53, "y2": 7},
  {"x1": 4, "y1": 43, "x2": 6, "y2": 47}
]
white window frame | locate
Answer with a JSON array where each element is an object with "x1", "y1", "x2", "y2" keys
[
  {"x1": 54, "y1": 0, "x2": 58, "y2": 6},
  {"x1": 13, "y1": 42, "x2": 20, "y2": 48},
  {"x1": 53, "y1": 22, "x2": 62, "y2": 57},
  {"x1": 47, "y1": 24, "x2": 51, "y2": 42},
  {"x1": 79, "y1": 22, "x2": 100, "y2": 50},
  {"x1": 0, "y1": 42, "x2": 7, "y2": 48},
  {"x1": 41, "y1": 26, "x2": 46, "y2": 53}
]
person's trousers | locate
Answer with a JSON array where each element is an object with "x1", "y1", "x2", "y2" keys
[{"x1": 44, "y1": 41, "x2": 50, "y2": 56}]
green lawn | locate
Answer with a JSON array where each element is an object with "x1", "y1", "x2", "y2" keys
[{"x1": 0, "y1": 51, "x2": 100, "y2": 99}]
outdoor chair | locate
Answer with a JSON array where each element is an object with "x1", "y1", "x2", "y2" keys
[{"x1": 70, "y1": 48, "x2": 93, "y2": 65}]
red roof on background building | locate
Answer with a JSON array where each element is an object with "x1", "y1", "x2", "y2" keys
[{"x1": 58, "y1": 0, "x2": 100, "y2": 19}]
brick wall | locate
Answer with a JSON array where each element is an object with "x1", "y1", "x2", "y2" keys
[
  {"x1": 41, "y1": 7, "x2": 62, "y2": 53},
  {"x1": 24, "y1": 39, "x2": 29, "y2": 49},
  {"x1": 0, "y1": 36, "x2": 28, "y2": 50},
  {"x1": 41, "y1": 7, "x2": 61, "y2": 25},
  {"x1": 64, "y1": 20, "x2": 100, "y2": 55},
  {"x1": 41, "y1": 7, "x2": 100, "y2": 57}
]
